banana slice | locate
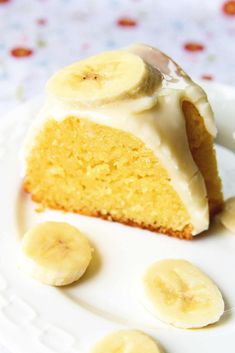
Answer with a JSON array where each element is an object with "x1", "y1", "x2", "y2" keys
[
  {"x1": 20, "y1": 222, "x2": 93, "y2": 286},
  {"x1": 142, "y1": 259, "x2": 224, "y2": 329},
  {"x1": 90, "y1": 330, "x2": 162, "y2": 353},
  {"x1": 47, "y1": 50, "x2": 158, "y2": 105}
]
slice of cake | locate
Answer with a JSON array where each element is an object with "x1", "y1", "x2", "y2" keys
[{"x1": 23, "y1": 44, "x2": 223, "y2": 239}]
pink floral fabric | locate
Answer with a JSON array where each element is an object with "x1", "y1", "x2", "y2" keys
[{"x1": 0, "y1": 0, "x2": 235, "y2": 115}]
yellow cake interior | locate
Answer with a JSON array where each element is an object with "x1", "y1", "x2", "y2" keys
[{"x1": 24, "y1": 101, "x2": 223, "y2": 239}]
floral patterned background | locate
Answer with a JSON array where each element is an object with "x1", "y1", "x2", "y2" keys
[
  {"x1": 0, "y1": 0, "x2": 235, "y2": 116},
  {"x1": 0, "y1": 0, "x2": 235, "y2": 351}
]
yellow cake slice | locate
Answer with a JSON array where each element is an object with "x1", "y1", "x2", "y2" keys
[{"x1": 23, "y1": 44, "x2": 223, "y2": 239}]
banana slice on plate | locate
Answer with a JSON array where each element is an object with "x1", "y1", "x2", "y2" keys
[
  {"x1": 142, "y1": 259, "x2": 224, "y2": 329},
  {"x1": 47, "y1": 50, "x2": 159, "y2": 105},
  {"x1": 90, "y1": 330, "x2": 162, "y2": 353},
  {"x1": 20, "y1": 222, "x2": 93, "y2": 286}
]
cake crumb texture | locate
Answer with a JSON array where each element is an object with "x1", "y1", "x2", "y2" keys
[{"x1": 24, "y1": 116, "x2": 193, "y2": 239}]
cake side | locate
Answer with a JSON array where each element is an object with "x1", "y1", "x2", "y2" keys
[{"x1": 182, "y1": 100, "x2": 223, "y2": 216}]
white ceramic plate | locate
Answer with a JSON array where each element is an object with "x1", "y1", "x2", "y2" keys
[{"x1": 0, "y1": 82, "x2": 234, "y2": 353}]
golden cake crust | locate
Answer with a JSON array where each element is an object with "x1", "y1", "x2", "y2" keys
[{"x1": 25, "y1": 189, "x2": 193, "y2": 240}]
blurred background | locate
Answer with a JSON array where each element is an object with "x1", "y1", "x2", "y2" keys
[{"x1": 0, "y1": 0, "x2": 235, "y2": 115}]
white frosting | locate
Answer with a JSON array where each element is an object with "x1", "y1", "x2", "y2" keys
[{"x1": 23, "y1": 44, "x2": 218, "y2": 235}]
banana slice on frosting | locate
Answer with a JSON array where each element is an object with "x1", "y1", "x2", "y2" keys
[
  {"x1": 20, "y1": 222, "x2": 93, "y2": 286},
  {"x1": 90, "y1": 330, "x2": 162, "y2": 353},
  {"x1": 142, "y1": 259, "x2": 224, "y2": 329},
  {"x1": 46, "y1": 50, "x2": 160, "y2": 105}
]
